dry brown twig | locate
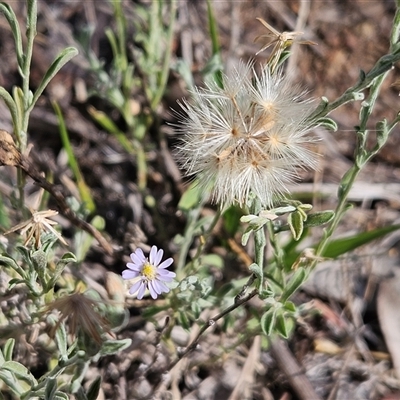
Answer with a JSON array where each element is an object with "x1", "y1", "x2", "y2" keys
[
  {"x1": 152, "y1": 289, "x2": 259, "y2": 398},
  {"x1": 270, "y1": 337, "x2": 322, "y2": 400}
]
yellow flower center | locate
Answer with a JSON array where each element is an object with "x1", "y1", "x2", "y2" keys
[{"x1": 142, "y1": 262, "x2": 156, "y2": 280}]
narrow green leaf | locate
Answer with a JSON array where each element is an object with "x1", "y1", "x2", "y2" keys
[
  {"x1": 314, "y1": 117, "x2": 338, "y2": 131},
  {"x1": 283, "y1": 301, "x2": 297, "y2": 313},
  {"x1": 48, "y1": 254, "x2": 72, "y2": 289},
  {"x1": 178, "y1": 180, "x2": 205, "y2": 211},
  {"x1": 87, "y1": 106, "x2": 135, "y2": 153},
  {"x1": 60, "y1": 252, "x2": 77, "y2": 264},
  {"x1": 55, "y1": 324, "x2": 68, "y2": 357},
  {"x1": 0, "y1": 88, "x2": 19, "y2": 133},
  {"x1": 260, "y1": 309, "x2": 277, "y2": 336},
  {"x1": 0, "y1": 3, "x2": 23, "y2": 66},
  {"x1": 191, "y1": 301, "x2": 201, "y2": 319},
  {"x1": 3, "y1": 339, "x2": 15, "y2": 362},
  {"x1": 2, "y1": 361, "x2": 37, "y2": 386},
  {"x1": 30, "y1": 47, "x2": 78, "y2": 109},
  {"x1": 296, "y1": 206, "x2": 308, "y2": 221},
  {"x1": 223, "y1": 206, "x2": 243, "y2": 236},
  {"x1": 73, "y1": 387, "x2": 89, "y2": 400},
  {"x1": 86, "y1": 377, "x2": 101, "y2": 400},
  {"x1": 375, "y1": 119, "x2": 389, "y2": 149},
  {"x1": 267, "y1": 205, "x2": 297, "y2": 215},
  {"x1": 202, "y1": 53, "x2": 224, "y2": 84},
  {"x1": 1, "y1": 361, "x2": 27, "y2": 376},
  {"x1": 206, "y1": 0, "x2": 220, "y2": 58},
  {"x1": 288, "y1": 211, "x2": 304, "y2": 241},
  {"x1": 0, "y1": 191, "x2": 10, "y2": 229},
  {"x1": 99, "y1": 338, "x2": 132, "y2": 356},
  {"x1": 16, "y1": 245, "x2": 32, "y2": 265},
  {"x1": 44, "y1": 377, "x2": 57, "y2": 400},
  {"x1": 12, "y1": 86, "x2": 24, "y2": 129},
  {"x1": 323, "y1": 224, "x2": 400, "y2": 258},
  {"x1": 105, "y1": 28, "x2": 120, "y2": 66},
  {"x1": 54, "y1": 393, "x2": 69, "y2": 400},
  {"x1": 0, "y1": 370, "x2": 25, "y2": 396},
  {"x1": 32, "y1": 250, "x2": 47, "y2": 271},
  {"x1": 275, "y1": 311, "x2": 295, "y2": 339},
  {"x1": 275, "y1": 311, "x2": 289, "y2": 338},
  {"x1": 173, "y1": 59, "x2": 195, "y2": 91},
  {"x1": 53, "y1": 101, "x2": 96, "y2": 213},
  {"x1": 74, "y1": 224, "x2": 101, "y2": 263},
  {"x1": 206, "y1": 0, "x2": 223, "y2": 87},
  {"x1": 304, "y1": 211, "x2": 335, "y2": 228},
  {"x1": 26, "y1": 0, "x2": 38, "y2": 34},
  {"x1": 149, "y1": 1, "x2": 177, "y2": 110},
  {"x1": 275, "y1": 50, "x2": 291, "y2": 69},
  {"x1": 0, "y1": 255, "x2": 24, "y2": 277},
  {"x1": 177, "y1": 310, "x2": 191, "y2": 330},
  {"x1": 240, "y1": 215, "x2": 259, "y2": 223},
  {"x1": 241, "y1": 227, "x2": 253, "y2": 246},
  {"x1": 284, "y1": 223, "x2": 400, "y2": 269},
  {"x1": 8, "y1": 278, "x2": 25, "y2": 290},
  {"x1": 358, "y1": 69, "x2": 367, "y2": 83},
  {"x1": 338, "y1": 166, "x2": 356, "y2": 198},
  {"x1": 311, "y1": 96, "x2": 329, "y2": 118}
]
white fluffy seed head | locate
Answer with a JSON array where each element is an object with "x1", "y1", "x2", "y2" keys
[{"x1": 175, "y1": 63, "x2": 319, "y2": 209}]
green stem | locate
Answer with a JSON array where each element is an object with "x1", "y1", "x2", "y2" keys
[
  {"x1": 315, "y1": 164, "x2": 360, "y2": 258},
  {"x1": 249, "y1": 198, "x2": 265, "y2": 291},
  {"x1": 114, "y1": 0, "x2": 127, "y2": 70},
  {"x1": 390, "y1": 5, "x2": 400, "y2": 51},
  {"x1": 21, "y1": 0, "x2": 37, "y2": 152},
  {"x1": 177, "y1": 206, "x2": 221, "y2": 276},
  {"x1": 135, "y1": 140, "x2": 148, "y2": 192},
  {"x1": 150, "y1": 0, "x2": 177, "y2": 110},
  {"x1": 312, "y1": 3, "x2": 400, "y2": 257},
  {"x1": 24, "y1": 350, "x2": 86, "y2": 398},
  {"x1": 310, "y1": 5, "x2": 400, "y2": 123},
  {"x1": 266, "y1": 220, "x2": 284, "y2": 270},
  {"x1": 316, "y1": 70, "x2": 390, "y2": 258},
  {"x1": 16, "y1": 169, "x2": 27, "y2": 218},
  {"x1": 176, "y1": 207, "x2": 202, "y2": 274}
]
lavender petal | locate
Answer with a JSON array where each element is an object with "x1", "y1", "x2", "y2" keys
[
  {"x1": 128, "y1": 280, "x2": 142, "y2": 295},
  {"x1": 122, "y1": 270, "x2": 139, "y2": 280},
  {"x1": 157, "y1": 258, "x2": 173, "y2": 269},
  {"x1": 126, "y1": 262, "x2": 142, "y2": 272},
  {"x1": 137, "y1": 282, "x2": 146, "y2": 299},
  {"x1": 148, "y1": 282, "x2": 158, "y2": 299}
]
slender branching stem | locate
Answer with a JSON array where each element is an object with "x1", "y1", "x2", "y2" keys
[{"x1": 167, "y1": 288, "x2": 258, "y2": 371}]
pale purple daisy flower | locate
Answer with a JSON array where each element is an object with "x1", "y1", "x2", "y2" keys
[{"x1": 122, "y1": 246, "x2": 176, "y2": 299}]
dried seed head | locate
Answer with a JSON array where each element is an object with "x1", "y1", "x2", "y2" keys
[
  {"x1": 175, "y1": 63, "x2": 319, "y2": 209},
  {"x1": 45, "y1": 292, "x2": 111, "y2": 344},
  {"x1": 5, "y1": 209, "x2": 67, "y2": 248}
]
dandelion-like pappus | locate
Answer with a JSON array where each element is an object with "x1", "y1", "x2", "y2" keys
[{"x1": 175, "y1": 62, "x2": 319, "y2": 209}]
